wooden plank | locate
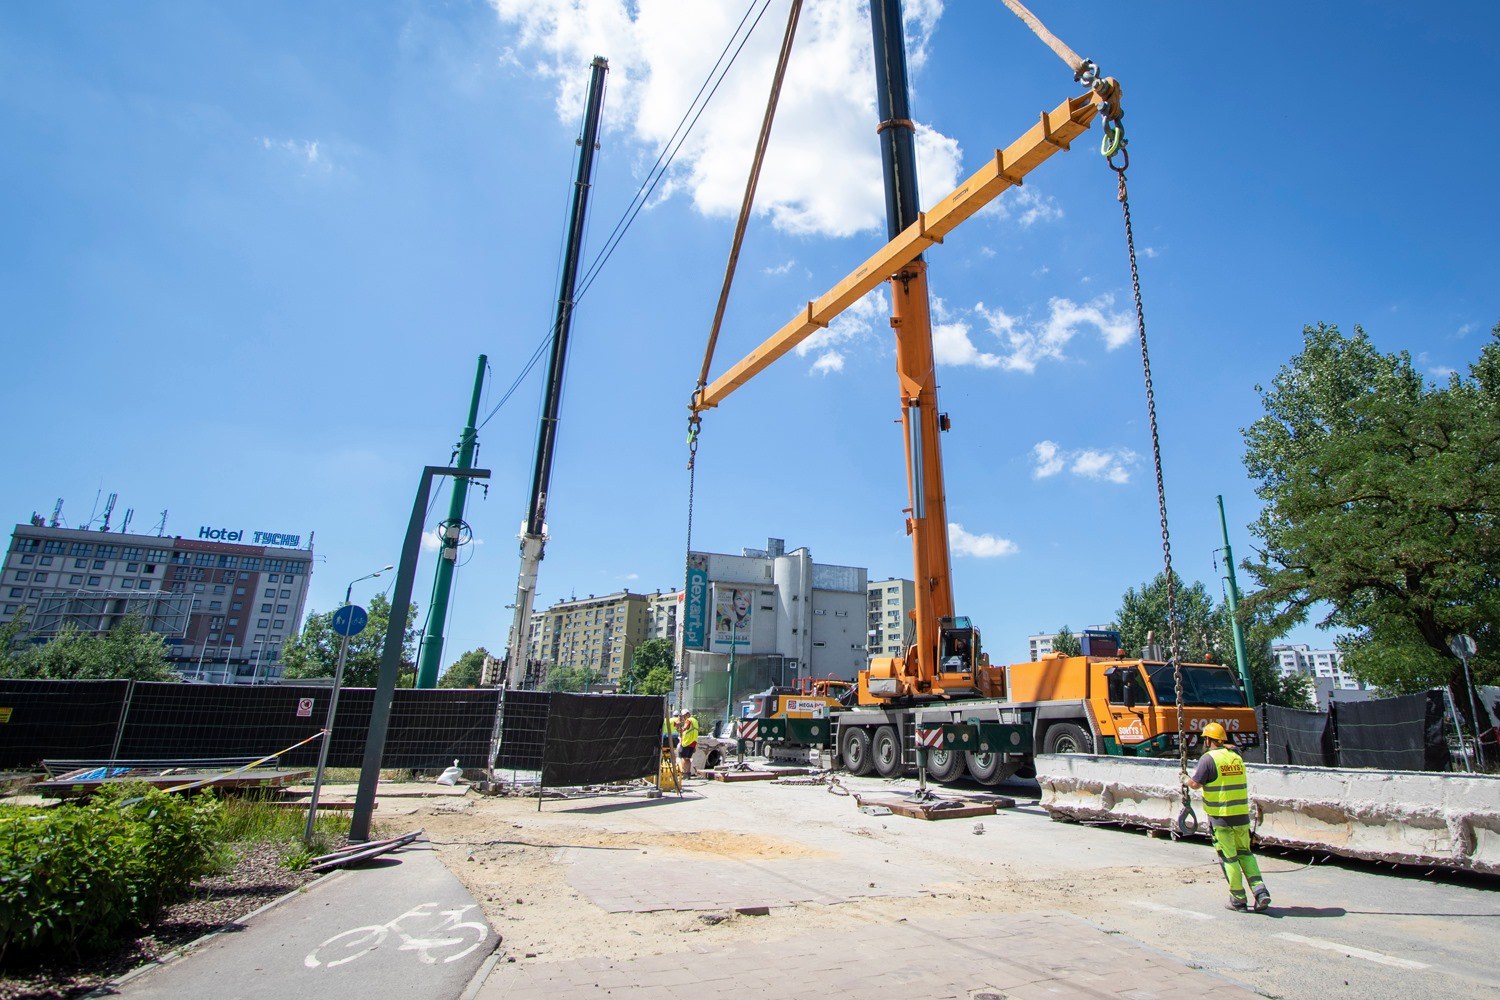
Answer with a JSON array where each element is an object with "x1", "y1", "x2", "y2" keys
[{"x1": 702, "y1": 770, "x2": 779, "y2": 782}]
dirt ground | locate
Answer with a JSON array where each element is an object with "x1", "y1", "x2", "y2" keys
[{"x1": 410, "y1": 774, "x2": 1216, "y2": 966}]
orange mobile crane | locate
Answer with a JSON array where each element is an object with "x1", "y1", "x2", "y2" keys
[{"x1": 692, "y1": 2, "x2": 1256, "y2": 784}]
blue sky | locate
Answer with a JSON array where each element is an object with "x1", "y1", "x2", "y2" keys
[{"x1": 3, "y1": 1, "x2": 1497, "y2": 672}]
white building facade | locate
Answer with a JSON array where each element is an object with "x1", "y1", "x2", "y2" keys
[
  {"x1": 867, "y1": 578, "x2": 913, "y2": 659},
  {"x1": 1272, "y1": 643, "x2": 1364, "y2": 690}
]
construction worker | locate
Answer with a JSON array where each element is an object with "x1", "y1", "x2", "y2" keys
[
  {"x1": 1187, "y1": 722, "x2": 1271, "y2": 912},
  {"x1": 677, "y1": 708, "x2": 699, "y2": 778}
]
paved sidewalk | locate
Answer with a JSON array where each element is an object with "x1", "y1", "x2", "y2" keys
[
  {"x1": 474, "y1": 911, "x2": 1256, "y2": 999},
  {"x1": 112, "y1": 842, "x2": 497, "y2": 1000}
]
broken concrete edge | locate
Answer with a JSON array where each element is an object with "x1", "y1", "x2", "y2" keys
[{"x1": 1035, "y1": 754, "x2": 1500, "y2": 876}]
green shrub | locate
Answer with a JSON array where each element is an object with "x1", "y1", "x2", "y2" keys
[{"x1": 0, "y1": 784, "x2": 221, "y2": 962}]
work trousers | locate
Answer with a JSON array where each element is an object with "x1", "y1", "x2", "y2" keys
[{"x1": 1211, "y1": 824, "x2": 1265, "y2": 902}]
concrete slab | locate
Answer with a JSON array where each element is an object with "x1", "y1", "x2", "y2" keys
[{"x1": 473, "y1": 912, "x2": 1258, "y2": 999}]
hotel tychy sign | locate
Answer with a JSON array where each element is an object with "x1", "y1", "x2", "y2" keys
[{"x1": 198, "y1": 526, "x2": 302, "y2": 547}]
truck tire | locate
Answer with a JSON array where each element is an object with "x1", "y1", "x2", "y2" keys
[
  {"x1": 924, "y1": 746, "x2": 965, "y2": 783},
  {"x1": 964, "y1": 750, "x2": 1018, "y2": 786},
  {"x1": 872, "y1": 726, "x2": 904, "y2": 778},
  {"x1": 1043, "y1": 722, "x2": 1094, "y2": 755},
  {"x1": 840, "y1": 726, "x2": 875, "y2": 776}
]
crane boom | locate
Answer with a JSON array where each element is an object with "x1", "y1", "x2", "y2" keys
[{"x1": 503, "y1": 56, "x2": 609, "y2": 690}]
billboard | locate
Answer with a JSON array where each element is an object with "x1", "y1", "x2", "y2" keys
[
  {"x1": 682, "y1": 552, "x2": 709, "y2": 650},
  {"x1": 712, "y1": 586, "x2": 752, "y2": 650}
]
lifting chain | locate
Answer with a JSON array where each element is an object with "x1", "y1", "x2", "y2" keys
[
  {"x1": 1107, "y1": 123, "x2": 1194, "y2": 838},
  {"x1": 685, "y1": 412, "x2": 702, "y2": 557}
]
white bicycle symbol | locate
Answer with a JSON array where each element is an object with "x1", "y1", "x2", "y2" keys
[{"x1": 305, "y1": 902, "x2": 490, "y2": 969}]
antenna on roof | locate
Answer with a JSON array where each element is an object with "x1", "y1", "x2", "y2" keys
[
  {"x1": 154, "y1": 510, "x2": 168, "y2": 536},
  {"x1": 50, "y1": 498, "x2": 63, "y2": 528},
  {"x1": 120, "y1": 508, "x2": 135, "y2": 534},
  {"x1": 98, "y1": 493, "x2": 118, "y2": 532}
]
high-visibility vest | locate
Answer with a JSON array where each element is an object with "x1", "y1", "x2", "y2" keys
[
  {"x1": 681, "y1": 717, "x2": 699, "y2": 747},
  {"x1": 1201, "y1": 746, "x2": 1249, "y2": 822}
]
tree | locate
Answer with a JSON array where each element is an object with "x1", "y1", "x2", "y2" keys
[
  {"x1": 542, "y1": 664, "x2": 599, "y2": 693},
  {"x1": 1051, "y1": 625, "x2": 1082, "y2": 657},
  {"x1": 626, "y1": 638, "x2": 675, "y2": 695},
  {"x1": 1, "y1": 613, "x2": 177, "y2": 682},
  {"x1": 281, "y1": 593, "x2": 419, "y2": 688},
  {"x1": 1114, "y1": 570, "x2": 1220, "y2": 662},
  {"x1": 1241, "y1": 323, "x2": 1500, "y2": 705},
  {"x1": 439, "y1": 647, "x2": 490, "y2": 688}
]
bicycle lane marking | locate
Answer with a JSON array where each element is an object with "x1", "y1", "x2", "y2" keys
[{"x1": 305, "y1": 902, "x2": 490, "y2": 969}]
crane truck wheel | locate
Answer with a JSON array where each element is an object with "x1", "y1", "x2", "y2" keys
[
  {"x1": 839, "y1": 726, "x2": 875, "y2": 776},
  {"x1": 924, "y1": 747, "x2": 965, "y2": 782},
  {"x1": 964, "y1": 750, "x2": 1018, "y2": 786},
  {"x1": 1042, "y1": 722, "x2": 1094, "y2": 755},
  {"x1": 872, "y1": 726, "x2": 904, "y2": 778}
]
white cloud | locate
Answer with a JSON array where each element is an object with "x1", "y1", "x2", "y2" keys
[
  {"x1": 421, "y1": 528, "x2": 443, "y2": 552},
  {"x1": 974, "y1": 295, "x2": 1132, "y2": 373},
  {"x1": 1141, "y1": 246, "x2": 1160, "y2": 259},
  {"x1": 1455, "y1": 322, "x2": 1475, "y2": 338},
  {"x1": 811, "y1": 351, "x2": 845, "y2": 374},
  {"x1": 763, "y1": 259, "x2": 797, "y2": 276},
  {"x1": 1032, "y1": 440, "x2": 1136, "y2": 483},
  {"x1": 794, "y1": 286, "x2": 887, "y2": 374},
  {"x1": 978, "y1": 185, "x2": 1062, "y2": 227},
  {"x1": 1429, "y1": 365, "x2": 1456, "y2": 379},
  {"x1": 948, "y1": 522, "x2": 1017, "y2": 558},
  {"x1": 1031, "y1": 440, "x2": 1064, "y2": 478},
  {"x1": 489, "y1": 0, "x2": 960, "y2": 238},
  {"x1": 259, "y1": 137, "x2": 331, "y2": 172}
]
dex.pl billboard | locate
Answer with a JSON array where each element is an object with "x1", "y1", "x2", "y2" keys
[{"x1": 683, "y1": 552, "x2": 709, "y2": 651}]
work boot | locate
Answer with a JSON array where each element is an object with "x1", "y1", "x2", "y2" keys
[
  {"x1": 1225, "y1": 897, "x2": 1248, "y2": 912},
  {"x1": 1252, "y1": 889, "x2": 1271, "y2": 912}
]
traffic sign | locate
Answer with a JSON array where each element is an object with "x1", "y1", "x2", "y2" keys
[
  {"x1": 1450, "y1": 634, "x2": 1477, "y2": 659},
  {"x1": 332, "y1": 604, "x2": 369, "y2": 638}
]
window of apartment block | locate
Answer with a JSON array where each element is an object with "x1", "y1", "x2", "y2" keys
[
  {"x1": 42, "y1": 541, "x2": 64, "y2": 555},
  {"x1": 137, "y1": 580, "x2": 151, "y2": 591},
  {"x1": 88, "y1": 576, "x2": 101, "y2": 586},
  {"x1": 16, "y1": 539, "x2": 38, "y2": 552},
  {"x1": 264, "y1": 588, "x2": 275, "y2": 597},
  {"x1": 273, "y1": 620, "x2": 285, "y2": 629},
  {"x1": 280, "y1": 589, "x2": 291, "y2": 599},
  {"x1": 38, "y1": 556, "x2": 53, "y2": 566},
  {"x1": 14, "y1": 572, "x2": 28, "y2": 582},
  {"x1": 120, "y1": 579, "x2": 132, "y2": 589},
  {"x1": 19, "y1": 556, "x2": 33, "y2": 566},
  {"x1": 69, "y1": 575, "x2": 82, "y2": 585},
  {"x1": 210, "y1": 601, "x2": 223, "y2": 611},
  {"x1": 276, "y1": 605, "x2": 287, "y2": 614},
  {"x1": 7, "y1": 588, "x2": 20, "y2": 599},
  {"x1": 258, "y1": 619, "x2": 269, "y2": 629},
  {"x1": 73, "y1": 559, "x2": 86, "y2": 569}
]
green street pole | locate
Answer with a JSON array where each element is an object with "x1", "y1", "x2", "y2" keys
[
  {"x1": 724, "y1": 610, "x2": 737, "y2": 731},
  {"x1": 1217, "y1": 494, "x2": 1255, "y2": 705},
  {"x1": 416, "y1": 354, "x2": 487, "y2": 688}
]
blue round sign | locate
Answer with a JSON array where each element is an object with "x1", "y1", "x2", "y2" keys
[{"x1": 331, "y1": 604, "x2": 369, "y2": 638}]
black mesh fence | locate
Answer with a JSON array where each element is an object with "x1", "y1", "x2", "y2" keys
[
  {"x1": 1334, "y1": 691, "x2": 1450, "y2": 772},
  {"x1": 493, "y1": 690, "x2": 550, "y2": 772},
  {"x1": 1260, "y1": 703, "x2": 1335, "y2": 766},
  {"x1": 0, "y1": 680, "x2": 130, "y2": 767},
  {"x1": 0, "y1": 680, "x2": 499, "y2": 770},
  {"x1": 541, "y1": 693, "x2": 663, "y2": 788}
]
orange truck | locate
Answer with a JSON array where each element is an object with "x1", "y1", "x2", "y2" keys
[{"x1": 834, "y1": 651, "x2": 1258, "y2": 785}]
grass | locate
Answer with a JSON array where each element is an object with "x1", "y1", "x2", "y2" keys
[{"x1": 215, "y1": 794, "x2": 358, "y2": 870}]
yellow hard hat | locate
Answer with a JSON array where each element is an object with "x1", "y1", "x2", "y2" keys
[{"x1": 1200, "y1": 722, "x2": 1228, "y2": 743}]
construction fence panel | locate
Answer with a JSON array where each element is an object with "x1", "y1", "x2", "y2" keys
[
  {"x1": 0, "y1": 679, "x2": 130, "y2": 768},
  {"x1": 493, "y1": 690, "x2": 550, "y2": 772},
  {"x1": 1334, "y1": 690, "x2": 1450, "y2": 772},
  {"x1": 1260, "y1": 703, "x2": 1335, "y2": 767},
  {"x1": 0, "y1": 680, "x2": 500, "y2": 770},
  {"x1": 541, "y1": 692, "x2": 664, "y2": 788}
]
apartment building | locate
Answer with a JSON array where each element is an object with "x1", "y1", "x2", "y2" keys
[{"x1": 867, "y1": 577, "x2": 913, "y2": 658}]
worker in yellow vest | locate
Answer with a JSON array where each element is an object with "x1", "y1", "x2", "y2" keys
[
  {"x1": 1187, "y1": 722, "x2": 1271, "y2": 912},
  {"x1": 676, "y1": 709, "x2": 700, "y2": 778}
]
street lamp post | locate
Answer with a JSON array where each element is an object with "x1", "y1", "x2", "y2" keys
[
  {"x1": 304, "y1": 564, "x2": 393, "y2": 844},
  {"x1": 251, "y1": 638, "x2": 266, "y2": 686},
  {"x1": 195, "y1": 642, "x2": 208, "y2": 682},
  {"x1": 223, "y1": 642, "x2": 233, "y2": 685},
  {"x1": 724, "y1": 612, "x2": 738, "y2": 731}
]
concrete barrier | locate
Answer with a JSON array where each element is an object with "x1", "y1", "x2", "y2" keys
[{"x1": 1035, "y1": 754, "x2": 1500, "y2": 875}]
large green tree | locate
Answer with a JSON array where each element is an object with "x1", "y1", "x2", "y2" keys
[
  {"x1": 1242, "y1": 323, "x2": 1499, "y2": 705},
  {"x1": 281, "y1": 593, "x2": 419, "y2": 688},
  {"x1": 439, "y1": 647, "x2": 490, "y2": 688},
  {"x1": 625, "y1": 638, "x2": 675, "y2": 696},
  {"x1": 0, "y1": 612, "x2": 177, "y2": 682}
]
